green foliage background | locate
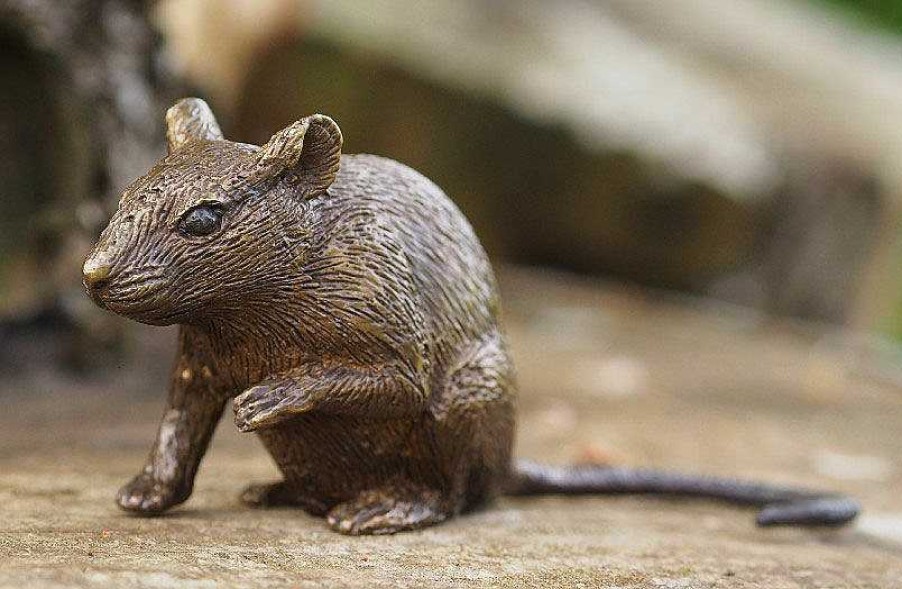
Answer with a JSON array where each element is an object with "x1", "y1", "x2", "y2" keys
[{"x1": 821, "y1": 0, "x2": 902, "y2": 33}]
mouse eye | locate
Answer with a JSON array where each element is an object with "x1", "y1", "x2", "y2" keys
[{"x1": 179, "y1": 204, "x2": 223, "y2": 237}]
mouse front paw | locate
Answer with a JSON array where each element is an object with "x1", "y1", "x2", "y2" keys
[
  {"x1": 116, "y1": 472, "x2": 190, "y2": 515},
  {"x1": 233, "y1": 381, "x2": 312, "y2": 432}
]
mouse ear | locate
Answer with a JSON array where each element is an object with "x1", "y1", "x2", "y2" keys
[
  {"x1": 255, "y1": 114, "x2": 342, "y2": 198},
  {"x1": 165, "y1": 98, "x2": 224, "y2": 152}
]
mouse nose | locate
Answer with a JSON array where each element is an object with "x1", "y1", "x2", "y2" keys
[{"x1": 83, "y1": 258, "x2": 113, "y2": 290}]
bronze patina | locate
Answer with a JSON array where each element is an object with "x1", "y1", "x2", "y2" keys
[{"x1": 83, "y1": 98, "x2": 859, "y2": 534}]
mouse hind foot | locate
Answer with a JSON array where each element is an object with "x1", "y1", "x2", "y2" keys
[
  {"x1": 240, "y1": 481, "x2": 328, "y2": 515},
  {"x1": 326, "y1": 486, "x2": 450, "y2": 535}
]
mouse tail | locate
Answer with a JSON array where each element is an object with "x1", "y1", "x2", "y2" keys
[{"x1": 506, "y1": 460, "x2": 859, "y2": 527}]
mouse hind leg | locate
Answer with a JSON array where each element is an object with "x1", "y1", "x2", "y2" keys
[
  {"x1": 431, "y1": 331, "x2": 516, "y2": 513},
  {"x1": 324, "y1": 332, "x2": 515, "y2": 536}
]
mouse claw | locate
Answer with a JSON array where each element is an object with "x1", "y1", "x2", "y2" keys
[
  {"x1": 233, "y1": 382, "x2": 311, "y2": 432},
  {"x1": 233, "y1": 385, "x2": 275, "y2": 432}
]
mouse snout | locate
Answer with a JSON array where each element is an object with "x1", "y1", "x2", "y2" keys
[{"x1": 82, "y1": 254, "x2": 114, "y2": 292}]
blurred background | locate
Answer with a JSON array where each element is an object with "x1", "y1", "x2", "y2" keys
[{"x1": 1, "y1": 0, "x2": 901, "y2": 369}]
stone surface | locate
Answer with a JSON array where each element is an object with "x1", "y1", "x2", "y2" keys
[{"x1": 1, "y1": 267, "x2": 901, "y2": 588}]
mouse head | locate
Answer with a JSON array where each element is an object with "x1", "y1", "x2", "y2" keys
[{"x1": 83, "y1": 98, "x2": 342, "y2": 325}]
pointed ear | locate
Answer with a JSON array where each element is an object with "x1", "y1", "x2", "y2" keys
[
  {"x1": 255, "y1": 114, "x2": 342, "y2": 198},
  {"x1": 165, "y1": 98, "x2": 223, "y2": 152}
]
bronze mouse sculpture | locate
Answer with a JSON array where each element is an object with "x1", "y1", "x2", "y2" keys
[{"x1": 83, "y1": 98, "x2": 859, "y2": 535}]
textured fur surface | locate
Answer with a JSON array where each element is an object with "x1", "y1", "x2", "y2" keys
[{"x1": 83, "y1": 99, "x2": 857, "y2": 534}]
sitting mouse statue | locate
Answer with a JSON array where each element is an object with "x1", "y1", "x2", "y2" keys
[{"x1": 83, "y1": 98, "x2": 859, "y2": 535}]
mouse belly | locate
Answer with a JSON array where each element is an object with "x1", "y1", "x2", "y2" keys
[{"x1": 255, "y1": 414, "x2": 440, "y2": 508}]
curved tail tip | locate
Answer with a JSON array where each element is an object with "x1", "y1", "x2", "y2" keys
[{"x1": 756, "y1": 498, "x2": 861, "y2": 527}]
